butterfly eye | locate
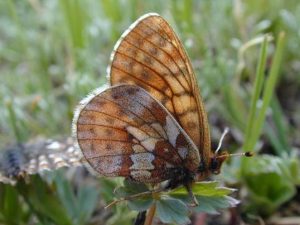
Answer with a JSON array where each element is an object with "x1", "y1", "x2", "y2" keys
[{"x1": 210, "y1": 158, "x2": 219, "y2": 174}]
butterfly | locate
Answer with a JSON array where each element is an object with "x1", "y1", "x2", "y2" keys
[
  {"x1": 73, "y1": 13, "x2": 251, "y2": 205},
  {"x1": 0, "y1": 138, "x2": 82, "y2": 185}
]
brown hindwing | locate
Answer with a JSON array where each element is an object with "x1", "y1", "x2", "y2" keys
[{"x1": 74, "y1": 84, "x2": 200, "y2": 183}]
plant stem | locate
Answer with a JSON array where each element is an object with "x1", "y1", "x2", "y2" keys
[{"x1": 144, "y1": 204, "x2": 156, "y2": 225}]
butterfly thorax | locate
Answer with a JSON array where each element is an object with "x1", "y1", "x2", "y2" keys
[{"x1": 164, "y1": 166, "x2": 196, "y2": 190}]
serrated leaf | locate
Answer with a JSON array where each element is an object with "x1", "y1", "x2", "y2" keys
[
  {"x1": 170, "y1": 181, "x2": 235, "y2": 197},
  {"x1": 156, "y1": 197, "x2": 190, "y2": 224},
  {"x1": 114, "y1": 180, "x2": 153, "y2": 212},
  {"x1": 169, "y1": 181, "x2": 238, "y2": 215},
  {"x1": 193, "y1": 196, "x2": 239, "y2": 214},
  {"x1": 127, "y1": 198, "x2": 153, "y2": 212},
  {"x1": 243, "y1": 154, "x2": 290, "y2": 176},
  {"x1": 242, "y1": 155, "x2": 296, "y2": 216},
  {"x1": 113, "y1": 181, "x2": 238, "y2": 220}
]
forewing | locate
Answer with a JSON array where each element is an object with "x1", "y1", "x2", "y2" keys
[
  {"x1": 73, "y1": 85, "x2": 200, "y2": 183},
  {"x1": 108, "y1": 13, "x2": 211, "y2": 162},
  {"x1": 0, "y1": 138, "x2": 82, "y2": 185}
]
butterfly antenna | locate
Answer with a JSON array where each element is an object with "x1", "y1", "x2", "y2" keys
[
  {"x1": 215, "y1": 127, "x2": 229, "y2": 154},
  {"x1": 224, "y1": 152, "x2": 254, "y2": 158}
]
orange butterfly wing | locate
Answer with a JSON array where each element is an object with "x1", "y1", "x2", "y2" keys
[
  {"x1": 108, "y1": 13, "x2": 211, "y2": 166},
  {"x1": 73, "y1": 85, "x2": 200, "y2": 183}
]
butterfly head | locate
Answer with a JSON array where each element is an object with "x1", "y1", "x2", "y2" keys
[
  {"x1": 210, "y1": 150, "x2": 253, "y2": 175},
  {"x1": 209, "y1": 151, "x2": 229, "y2": 175},
  {"x1": 197, "y1": 151, "x2": 229, "y2": 176},
  {"x1": 198, "y1": 128, "x2": 253, "y2": 176},
  {"x1": 207, "y1": 127, "x2": 230, "y2": 174}
]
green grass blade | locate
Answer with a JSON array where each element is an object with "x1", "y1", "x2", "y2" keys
[
  {"x1": 249, "y1": 32, "x2": 286, "y2": 149},
  {"x1": 265, "y1": 98, "x2": 291, "y2": 155},
  {"x1": 236, "y1": 35, "x2": 272, "y2": 80},
  {"x1": 270, "y1": 98, "x2": 290, "y2": 152},
  {"x1": 6, "y1": 100, "x2": 23, "y2": 142},
  {"x1": 243, "y1": 36, "x2": 269, "y2": 151},
  {"x1": 60, "y1": 0, "x2": 87, "y2": 49}
]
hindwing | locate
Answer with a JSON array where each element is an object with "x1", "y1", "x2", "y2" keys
[{"x1": 73, "y1": 85, "x2": 200, "y2": 183}]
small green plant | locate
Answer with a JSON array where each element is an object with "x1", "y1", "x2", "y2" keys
[
  {"x1": 240, "y1": 32, "x2": 299, "y2": 216},
  {"x1": 107, "y1": 180, "x2": 239, "y2": 224},
  {"x1": 0, "y1": 172, "x2": 99, "y2": 225},
  {"x1": 223, "y1": 32, "x2": 300, "y2": 217}
]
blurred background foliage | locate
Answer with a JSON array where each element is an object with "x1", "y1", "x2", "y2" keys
[{"x1": 0, "y1": 0, "x2": 300, "y2": 224}]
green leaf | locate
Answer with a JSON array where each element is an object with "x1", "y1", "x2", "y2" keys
[
  {"x1": 170, "y1": 181, "x2": 235, "y2": 197},
  {"x1": 265, "y1": 98, "x2": 291, "y2": 155},
  {"x1": 194, "y1": 196, "x2": 239, "y2": 214},
  {"x1": 76, "y1": 185, "x2": 99, "y2": 225},
  {"x1": 0, "y1": 184, "x2": 24, "y2": 225},
  {"x1": 16, "y1": 175, "x2": 72, "y2": 225},
  {"x1": 53, "y1": 171, "x2": 99, "y2": 225},
  {"x1": 170, "y1": 181, "x2": 238, "y2": 215},
  {"x1": 54, "y1": 173, "x2": 78, "y2": 220},
  {"x1": 242, "y1": 155, "x2": 296, "y2": 216},
  {"x1": 99, "y1": 178, "x2": 120, "y2": 203},
  {"x1": 113, "y1": 180, "x2": 238, "y2": 222},
  {"x1": 114, "y1": 179, "x2": 150, "y2": 199},
  {"x1": 287, "y1": 152, "x2": 300, "y2": 185},
  {"x1": 114, "y1": 180, "x2": 153, "y2": 212},
  {"x1": 127, "y1": 198, "x2": 154, "y2": 212},
  {"x1": 156, "y1": 197, "x2": 190, "y2": 224}
]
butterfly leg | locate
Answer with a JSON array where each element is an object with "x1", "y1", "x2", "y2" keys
[
  {"x1": 163, "y1": 168, "x2": 198, "y2": 206},
  {"x1": 185, "y1": 181, "x2": 198, "y2": 206}
]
